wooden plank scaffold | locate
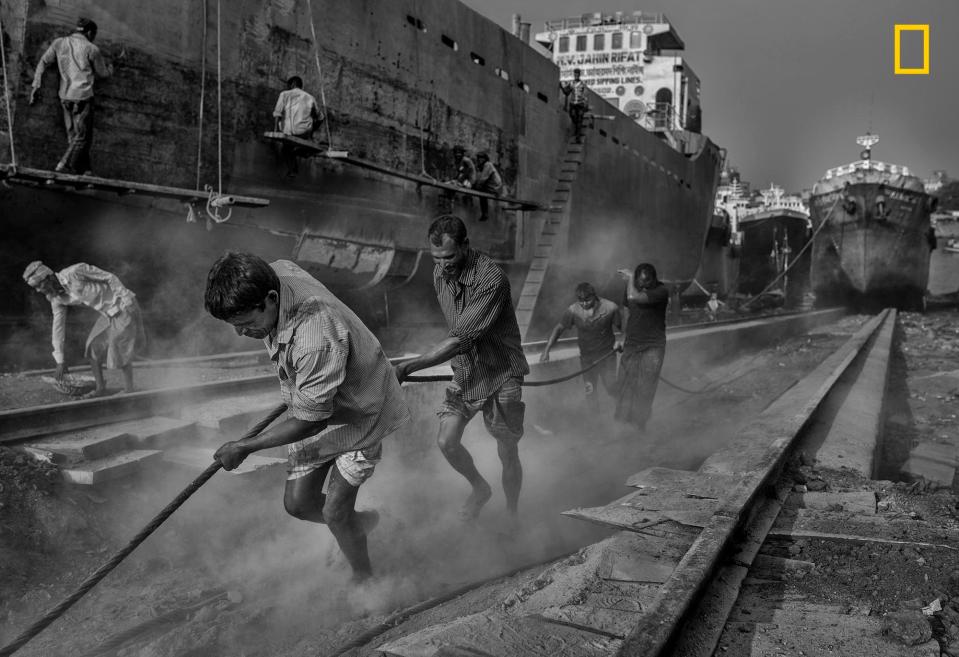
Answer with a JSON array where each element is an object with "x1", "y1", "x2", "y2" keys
[
  {"x1": 262, "y1": 131, "x2": 544, "y2": 212},
  {"x1": 0, "y1": 164, "x2": 270, "y2": 209}
]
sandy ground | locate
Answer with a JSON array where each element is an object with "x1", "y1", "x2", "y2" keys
[{"x1": 0, "y1": 314, "x2": 871, "y2": 657}]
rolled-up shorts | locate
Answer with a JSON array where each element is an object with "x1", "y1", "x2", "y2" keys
[
  {"x1": 286, "y1": 439, "x2": 382, "y2": 487},
  {"x1": 438, "y1": 377, "x2": 525, "y2": 442}
]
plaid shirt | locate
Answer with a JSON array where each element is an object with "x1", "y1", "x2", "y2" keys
[
  {"x1": 265, "y1": 261, "x2": 410, "y2": 460},
  {"x1": 434, "y1": 249, "x2": 529, "y2": 402}
]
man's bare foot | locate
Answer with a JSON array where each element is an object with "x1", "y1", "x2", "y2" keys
[
  {"x1": 81, "y1": 388, "x2": 108, "y2": 400},
  {"x1": 457, "y1": 481, "x2": 492, "y2": 521}
]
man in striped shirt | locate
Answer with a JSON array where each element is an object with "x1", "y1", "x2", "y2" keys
[
  {"x1": 395, "y1": 215, "x2": 529, "y2": 521},
  {"x1": 205, "y1": 253, "x2": 410, "y2": 580}
]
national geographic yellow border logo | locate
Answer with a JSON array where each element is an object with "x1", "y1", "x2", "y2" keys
[{"x1": 894, "y1": 24, "x2": 929, "y2": 75}]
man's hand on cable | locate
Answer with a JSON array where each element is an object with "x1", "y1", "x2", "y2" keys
[
  {"x1": 54, "y1": 362, "x2": 68, "y2": 382},
  {"x1": 394, "y1": 361, "x2": 411, "y2": 384},
  {"x1": 539, "y1": 349, "x2": 550, "y2": 363},
  {"x1": 214, "y1": 441, "x2": 249, "y2": 471},
  {"x1": 29, "y1": 86, "x2": 41, "y2": 106},
  {"x1": 616, "y1": 268, "x2": 632, "y2": 280}
]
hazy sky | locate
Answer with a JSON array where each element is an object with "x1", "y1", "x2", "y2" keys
[{"x1": 464, "y1": 0, "x2": 959, "y2": 193}]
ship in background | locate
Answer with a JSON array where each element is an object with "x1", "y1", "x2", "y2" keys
[
  {"x1": 0, "y1": 2, "x2": 721, "y2": 367},
  {"x1": 808, "y1": 134, "x2": 936, "y2": 312},
  {"x1": 926, "y1": 171, "x2": 959, "y2": 297},
  {"x1": 732, "y1": 181, "x2": 811, "y2": 307}
]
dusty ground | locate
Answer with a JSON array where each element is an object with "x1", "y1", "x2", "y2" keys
[{"x1": 0, "y1": 314, "x2": 870, "y2": 656}]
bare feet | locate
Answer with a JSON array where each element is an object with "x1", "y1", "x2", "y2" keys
[{"x1": 457, "y1": 481, "x2": 493, "y2": 521}]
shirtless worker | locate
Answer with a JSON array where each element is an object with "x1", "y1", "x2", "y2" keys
[
  {"x1": 204, "y1": 252, "x2": 410, "y2": 580},
  {"x1": 395, "y1": 215, "x2": 529, "y2": 521}
]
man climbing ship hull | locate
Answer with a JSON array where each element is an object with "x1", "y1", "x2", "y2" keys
[{"x1": 0, "y1": 2, "x2": 721, "y2": 364}]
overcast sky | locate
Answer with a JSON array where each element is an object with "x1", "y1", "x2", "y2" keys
[{"x1": 464, "y1": 0, "x2": 959, "y2": 193}]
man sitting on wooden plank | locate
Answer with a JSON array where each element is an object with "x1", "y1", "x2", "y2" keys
[{"x1": 273, "y1": 75, "x2": 322, "y2": 178}]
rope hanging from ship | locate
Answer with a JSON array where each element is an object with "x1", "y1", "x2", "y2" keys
[
  {"x1": 0, "y1": 10, "x2": 19, "y2": 171},
  {"x1": 741, "y1": 194, "x2": 843, "y2": 309},
  {"x1": 305, "y1": 0, "x2": 336, "y2": 152}
]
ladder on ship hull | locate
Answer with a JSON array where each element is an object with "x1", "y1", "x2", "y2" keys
[{"x1": 514, "y1": 138, "x2": 586, "y2": 340}]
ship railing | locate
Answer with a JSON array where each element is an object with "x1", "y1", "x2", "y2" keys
[
  {"x1": 824, "y1": 160, "x2": 910, "y2": 179},
  {"x1": 641, "y1": 102, "x2": 682, "y2": 132},
  {"x1": 544, "y1": 13, "x2": 667, "y2": 31}
]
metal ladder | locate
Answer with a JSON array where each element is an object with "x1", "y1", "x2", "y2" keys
[{"x1": 515, "y1": 138, "x2": 586, "y2": 340}]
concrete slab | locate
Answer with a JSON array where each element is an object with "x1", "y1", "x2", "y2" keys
[
  {"x1": 769, "y1": 508, "x2": 959, "y2": 547},
  {"x1": 625, "y1": 467, "x2": 737, "y2": 499},
  {"x1": 603, "y1": 553, "x2": 675, "y2": 583},
  {"x1": 901, "y1": 454, "x2": 956, "y2": 487},
  {"x1": 791, "y1": 491, "x2": 876, "y2": 515},
  {"x1": 377, "y1": 611, "x2": 622, "y2": 657},
  {"x1": 564, "y1": 491, "x2": 717, "y2": 530},
  {"x1": 177, "y1": 393, "x2": 284, "y2": 435},
  {"x1": 162, "y1": 446, "x2": 286, "y2": 475},
  {"x1": 30, "y1": 428, "x2": 135, "y2": 463},
  {"x1": 61, "y1": 450, "x2": 163, "y2": 485},
  {"x1": 537, "y1": 604, "x2": 641, "y2": 638}
]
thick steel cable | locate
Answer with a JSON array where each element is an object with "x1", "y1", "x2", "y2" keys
[
  {"x1": 0, "y1": 403, "x2": 288, "y2": 657},
  {"x1": 216, "y1": 0, "x2": 222, "y2": 197},
  {"x1": 404, "y1": 347, "x2": 621, "y2": 386},
  {"x1": 0, "y1": 10, "x2": 18, "y2": 168}
]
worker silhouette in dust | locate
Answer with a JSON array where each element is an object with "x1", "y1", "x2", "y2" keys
[
  {"x1": 561, "y1": 68, "x2": 588, "y2": 142},
  {"x1": 273, "y1": 75, "x2": 321, "y2": 178},
  {"x1": 30, "y1": 17, "x2": 112, "y2": 175},
  {"x1": 395, "y1": 216, "x2": 529, "y2": 523},
  {"x1": 616, "y1": 263, "x2": 669, "y2": 433},
  {"x1": 22, "y1": 260, "x2": 144, "y2": 398},
  {"x1": 449, "y1": 145, "x2": 477, "y2": 188},
  {"x1": 540, "y1": 282, "x2": 622, "y2": 410},
  {"x1": 205, "y1": 252, "x2": 410, "y2": 582},
  {"x1": 473, "y1": 151, "x2": 503, "y2": 222}
]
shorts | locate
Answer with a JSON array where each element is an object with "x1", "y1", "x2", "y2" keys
[
  {"x1": 286, "y1": 442, "x2": 382, "y2": 487},
  {"x1": 438, "y1": 377, "x2": 525, "y2": 442}
]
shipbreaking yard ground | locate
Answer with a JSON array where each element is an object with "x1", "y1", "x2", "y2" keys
[{"x1": 4, "y1": 309, "x2": 959, "y2": 656}]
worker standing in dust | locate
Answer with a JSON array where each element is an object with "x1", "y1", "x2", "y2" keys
[
  {"x1": 395, "y1": 215, "x2": 529, "y2": 522},
  {"x1": 539, "y1": 282, "x2": 622, "y2": 410},
  {"x1": 22, "y1": 261, "x2": 145, "y2": 398},
  {"x1": 615, "y1": 264, "x2": 669, "y2": 434},
  {"x1": 204, "y1": 252, "x2": 410, "y2": 581}
]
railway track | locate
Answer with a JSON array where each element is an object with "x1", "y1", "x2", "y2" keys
[{"x1": 323, "y1": 308, "x2": 918, "y2": 656}]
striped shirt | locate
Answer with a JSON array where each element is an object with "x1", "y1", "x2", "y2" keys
[
  {"x1": 33, "y1": 33, "x2": 111, "y2": 101},
  {"x1": 434, "y1": 249, "x2": 529, "y2": 402},
  {"x1": 265, "y1": 261, "x2": 410, "y2": 460}
]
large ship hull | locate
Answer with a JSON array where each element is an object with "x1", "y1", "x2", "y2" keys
[
  {"x1": 0, "y1": 1, "x2": 720, "y2": 366},
  {"x1": 809, "y1": 178, "x2": 933, "y2": 311},
  {"x1": 738, "y1": 209, "x2": 811, "y2": 306},
  {"x1": 928, "y1": 214, "x2": 959, "y2": 297}
]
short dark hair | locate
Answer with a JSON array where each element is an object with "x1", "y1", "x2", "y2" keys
[
  {"x1": 634, "y1": 263, "x2": 658, "y2": 289},
  {"x1": 476, "y1": 151, "x2": 489, "y2": 162},
  {"x1": 287, "y1": 76, "x2": 303, "y2": 89},
  {"x1": 76, "y1": 17, "x2": 97, "y2": 36},
  {"x1": 428, "y1": 215, "x2": 468, "y2": 247},
  {"x1": 575, "y1": 282, "x2": 596, "y2": 299},
  {"x1": 204, "y1": 252, "x2": 280, "y2": 320}
]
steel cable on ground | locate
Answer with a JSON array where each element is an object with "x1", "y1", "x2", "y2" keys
[
  {"x1": 0, "y1": 10, "x2": 18, "y2": 169},
  {"x1": 0, "y1": 404, "x2": 289, "y2": 657},
  {"x1": 741, "y1": 195, "x2": 842, "y2": 309},
  {"x1": 403, "y1": 346, "x2": 623, "y2": 386}
]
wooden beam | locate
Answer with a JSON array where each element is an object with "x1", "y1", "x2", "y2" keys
[
  {"x1": 262, "y1": 132, "x2": 545, "y2": 211},
  {"x1": 0, "y1": 165, "x2": 269, "y2": 208}
]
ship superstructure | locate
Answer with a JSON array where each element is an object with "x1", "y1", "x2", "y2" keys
[{"x1": 534, "y1": 12, "x2": 702, "y2": 148}]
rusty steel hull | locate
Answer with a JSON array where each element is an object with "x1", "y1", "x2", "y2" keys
[
  {"x1": 738, "y1": 209, "x2": 811, "y2": 305},
  {"x1": 0, "y1": 0, "x2": 721, "y2": 365},
  {"x1": 809, "y1": 178, "x2": 933, "y2": 311}
]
